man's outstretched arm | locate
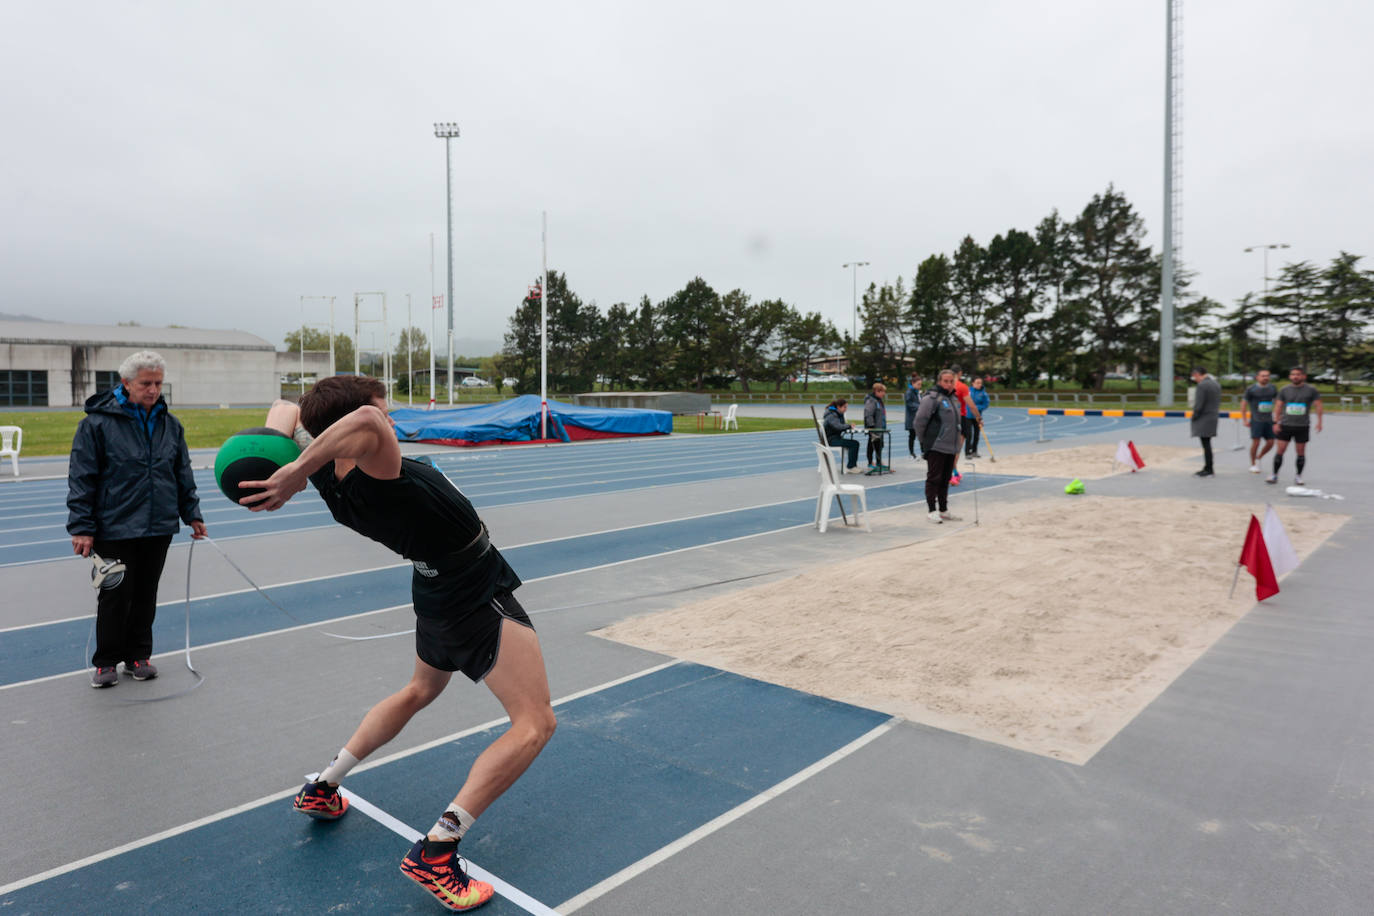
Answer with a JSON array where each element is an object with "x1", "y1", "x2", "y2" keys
[{"x1": 241, "y1": 404, "x2": 400, "y2": 511}]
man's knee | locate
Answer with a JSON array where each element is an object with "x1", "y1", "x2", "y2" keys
[{"x1": 515, "y1": 704, "x2": 557, "y2": 751}]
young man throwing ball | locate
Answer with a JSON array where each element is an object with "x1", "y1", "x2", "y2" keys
[{"x1": 244, "y1": 376, "x2": 555, "y2": 912}]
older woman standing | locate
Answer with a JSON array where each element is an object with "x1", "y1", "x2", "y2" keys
[
  {"x1": 913, "y1": 369, "x2": 963, "y2": 524},
  {"x1": 67, "y1": 351, "x2": 207, "y2": 688}
]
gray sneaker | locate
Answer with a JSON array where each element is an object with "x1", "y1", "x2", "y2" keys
[
  {"x1": 126, "y1": 659, "x2": 158, "y2": 680},
  {"x1": 91, "y1": 666, "x2": 118, "y2": 688}
]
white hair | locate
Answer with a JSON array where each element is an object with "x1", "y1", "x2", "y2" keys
[{"x1": 119, "y1": 350, "x2": 166, "y2": 381}]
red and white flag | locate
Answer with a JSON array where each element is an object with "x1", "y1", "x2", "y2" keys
[
  {"x1": 1262, "y1": 504, "x2": 1299, "y2": 578},
  {"x1": 1114, "y1": 439, "x2": 1146, "y2": 471},
  {"x1": 1239, "y1": 515, "x2": 1280, "y2": 601}
]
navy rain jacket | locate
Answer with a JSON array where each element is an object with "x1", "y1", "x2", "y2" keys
[{"x1": 66, "y1": 388, "x2": 203, "y2": 540}]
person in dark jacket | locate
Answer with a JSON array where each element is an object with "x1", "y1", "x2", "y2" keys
[
  {"x1": 862, "y1": 383, "x2": 888, "y2": 472},
  {"x1": 903, "y1": 374, "x2": 923, "y2": 458},
  {"x1": 822, "y1": 398, "x2": 859, "y2": 471},
  {"x1": 913, "y1": 369, "x2": 963, "y2": 524},
  {"x1": 67, "y1": 351, "x2": 206, "y2": 688},
  {"x1": 1190, "y1": 366, "x2": 1221, "y2": 477},
  {"x1": 966, "y1": 378, "x2": 991, "y2": 457}
]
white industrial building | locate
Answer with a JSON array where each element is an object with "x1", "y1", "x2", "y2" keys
[{"x1": 0, "y1": 319, "x2": 322, "y2": 407}]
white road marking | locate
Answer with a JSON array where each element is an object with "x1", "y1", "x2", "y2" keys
[{"x1": 556, "y1": 718, "x2": 899, "y2": 913}]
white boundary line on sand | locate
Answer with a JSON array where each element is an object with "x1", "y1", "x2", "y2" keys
[
  {"x1": 556, "y1": 717, "x2": 899, "y2": 913},
  {"x1": 0, "y1": 661, "x2": 678, "y2": 900}
]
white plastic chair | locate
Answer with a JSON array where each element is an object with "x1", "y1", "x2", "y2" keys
[
  {"x1": 814, "y1": 416, "x2": 851, "y2": 474},
  {"x1": 0, "y1": 426, "x2": 21, "y2": 477},
  {"x1": 813, "y1": 443, "x2": 868, "y2": 533},
  {"x1": 722, "y1": 403, "x2": 739, "y2": 430}
]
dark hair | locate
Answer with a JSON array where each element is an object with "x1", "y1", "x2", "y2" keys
[
  {"x1": 1291, "y1": 365, "x2": 1307, "y2": 375},
  {"x1": 827, "y1": 397, "x2": 847, "y2": 409},
  {"x1": 950, "y1": 364, "x2": 961, "y2": 374},
  {"x1": 1192, "y1": 365, "x2": 1208, "y2": 375},
  {"x1": 299, "y1": 375, "x2": 387, "y2": 436}
]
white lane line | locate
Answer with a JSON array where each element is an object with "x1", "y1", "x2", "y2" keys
[
  {"x1": 0, "y1": 784, "x2": 301, "y2": 897},
  {"x1": 0, "y1": 477, "x2": 1033, "y2": 688},
  {"x1": 0, "y1": 661, "x2": 677, "y2": 898},
  {"x1": 334, "y1": 786, "x2": 560, "y2": 916},
  {"x1": 556, "y1": 718, "x2": 899, "y2": 914}
]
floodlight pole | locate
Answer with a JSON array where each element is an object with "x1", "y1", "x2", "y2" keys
[
  {"x1": 541, "y1": 211, "x2": 548, "y2": 441},
  {"x1": 434, "y1": 122, "x2": 460, "y2": 407},
  {"x1": 842, "y1": 261, "x2": 869, "y2": 349},
  {"x1": 1243, "y1": 243, "x2": 1290, "y2": 350},
  {"x1": 1159, "y1": 0, "x2": 1177, "y2": 407}
]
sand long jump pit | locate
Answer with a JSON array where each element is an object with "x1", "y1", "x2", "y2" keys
[{"x1": 596, "y1": 447, "x2": 1349, "y2": 764}]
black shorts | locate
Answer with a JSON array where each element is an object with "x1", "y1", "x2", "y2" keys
[
  {"x1": 415, "y1": 591, "x2": 533, "y2": 682},
  {"x1": 1250, "y1": 420, "x2": 1274, "y2": 440},
  {"x1": 1276, "y1": 426, "x2": 1309, "y2": 443}
]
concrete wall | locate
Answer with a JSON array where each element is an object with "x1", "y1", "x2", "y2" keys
[
  {"x1": 1, "y1": 343, "x2": 278, "y2": 407},
  {"x1": 275, "y1": 351, "x2": 333, "y2": 378}
]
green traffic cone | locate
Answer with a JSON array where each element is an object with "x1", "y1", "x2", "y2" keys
[{"x1": 1064, "y1": 478, "x2": 1085, "y2": 495}]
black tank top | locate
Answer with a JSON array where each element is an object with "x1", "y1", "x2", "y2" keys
[{"x1": 309, "y1": 457, "x2": 520, "y2": 615}]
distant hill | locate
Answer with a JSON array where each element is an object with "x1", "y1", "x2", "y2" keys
[{"x1": 0, "y1": 312, "x2": 52, "y2": 322}]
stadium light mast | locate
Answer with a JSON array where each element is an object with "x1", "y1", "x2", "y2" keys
[
  {"x1": 434, "y1": 122, "x2": 460, "y2": 406},
  {"x1": 842, "y1": 260, "x2": 869, "y2": 354},
  {"x1": 1243, "y1": 243, "x2": 1290, "y2": 349},
  {"x1": 1158, "y1": 0, "x2": 1183, "y2": 407}
]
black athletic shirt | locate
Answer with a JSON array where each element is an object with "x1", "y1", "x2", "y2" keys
[{"x1": 308, "y1": 457, "x2": 520, "y2": 616}]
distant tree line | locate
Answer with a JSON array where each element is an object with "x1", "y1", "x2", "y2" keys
[
  {"x1": 290, "y1": 184, "x2": 1374, "y2": 397},
  {"x1": 496, "y1": 271, "x2": 841, "y2": 394}
]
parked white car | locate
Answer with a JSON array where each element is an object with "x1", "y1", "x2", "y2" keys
[
  {"x1": 460, "y1": 377, "x2": 491, "y2": 388},
  {"x1": 501, "y1": 377, "x2": 518, "y2": 387}
]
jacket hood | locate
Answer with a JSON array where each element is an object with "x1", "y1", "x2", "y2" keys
[
  {"x1": 84, "y1": 388, "x2": 124, "y2": 416},
  {"x1": 84, "y1": 387, "x2": 168, "y2": 417}
]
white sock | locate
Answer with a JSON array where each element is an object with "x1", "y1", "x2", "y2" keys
[
  {"x1": 429, "y1": 804, "x2": 476, "y2": 842},
  {"x1": 318, "y1": 748, "x2": 360, "y2": 785}
]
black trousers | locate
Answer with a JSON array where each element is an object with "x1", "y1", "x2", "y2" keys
[
  {"x1": 925, "y1": 451, "x2": 956, "y2": 512},
  {"x1": 867, "y1": 433, "x2": 884, "y2": 466},
  {"x1": 1200, "y1": 437, "x2": 1213, "y2": 471},
  {"x1": 964, "y1": 417, "x2": 981, "y2": 455},
  {"x1": 829, "y1": 437, "x2": 859, "y2": 469},
  {"x1": 91, "y1": 534, "x2": 173, "y2": 668}
]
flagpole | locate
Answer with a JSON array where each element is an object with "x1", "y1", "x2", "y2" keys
[
  {"x1": 1227, "y1": 563, "x2": 1242, "y2": 599},
  {"x1": 540, "y1": 210, "x2": 548, "y2": 442}
]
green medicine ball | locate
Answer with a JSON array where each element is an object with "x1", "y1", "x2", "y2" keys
[{"x1": 214, "y1": 427, "x2": 301, "y2": 504}]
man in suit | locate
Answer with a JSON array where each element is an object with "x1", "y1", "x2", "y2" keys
[{"x1": 1190, "y1": 366, "x2": 1221, "y2": 477}]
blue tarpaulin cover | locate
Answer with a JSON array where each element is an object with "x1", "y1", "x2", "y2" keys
[{"x1": 391, "y1": 395, "x2": 672, "y2": 445}]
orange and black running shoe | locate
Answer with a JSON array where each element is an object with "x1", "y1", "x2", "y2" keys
[
  {"x1": 400, "y1": 838, "x2": 494, "y2": 911},
  {"x1": 292, "y1": 780, "x2": 349, "y2": 820}
]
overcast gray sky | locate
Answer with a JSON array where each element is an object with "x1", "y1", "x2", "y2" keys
[{"x1": 3, "y1": 1, "x2": 1370, "y2": 356}]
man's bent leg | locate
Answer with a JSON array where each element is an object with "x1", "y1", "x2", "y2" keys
[
  {"x1": 449, "y1": 619, "x2": 556, "y2": 822},
  {"x1": 341, "y1": 656, "x2": 453, "y2": 766}
]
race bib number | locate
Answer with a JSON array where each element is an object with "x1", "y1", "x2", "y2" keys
[
  {"x1": 1257, "y1": 400, "x2": 1273, "y2": 412},
  {"x1": 1285, "y1": 403, "x2": 1307, "y2": 417}
]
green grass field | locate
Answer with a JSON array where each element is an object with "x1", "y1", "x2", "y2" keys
[
  {"x1": 2, "y1": 408, "x2": 817, "y2": 457},
  {"x1": 0, "y1": 409, "x2": 271, "y2": 457},
  {"x1": 670, "y1": 415, "x2": 814, "y2": 435}
]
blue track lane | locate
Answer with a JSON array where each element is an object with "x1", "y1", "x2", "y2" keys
[
  {"x1": 0, "y1": 412, "x2": 1180, "y2": 565},
  {"x1": 0, "y1": 473, "x2": 1024, "y2": 686},
  {"x1": 0, "y1": 664, "x2": 891, "y2": 913}
]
